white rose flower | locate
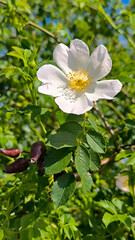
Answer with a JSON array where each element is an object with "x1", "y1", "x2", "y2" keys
[
  {"x1": 37, "y1": 39, "x2": 122, "y2": 115},
  {"x1": 116, "y1": 175, "x2": 130, "y2": 192}
]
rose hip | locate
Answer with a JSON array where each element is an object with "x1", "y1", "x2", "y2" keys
[
  {"x1": 0, "y1": 148, "x2": 21, "y2": 158},
  {"x1": 30, "y1": 141, "x2": 46, "y2": 163},
  {"x1": 3, "y1": 158, "x2": 29, "y2": 173},
  {"x1": 37, "y1": 157, "x2": 45, "y2": 175}
]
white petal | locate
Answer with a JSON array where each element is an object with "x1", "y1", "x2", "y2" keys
[
  {"x1": 116, "y1": 175, "x2": 130, "y2": 192},
  {"x1": 87, "y1": 45, "x2": 112, "y2": 81},
  {"x1": 53, "y1": 39, "x2": 90, "y2": 74},
  {"x1": 69, "y1": 39, "x2": 90, "y2": 70},
  {"x1": 85, "y1": 80, "x2": 122, "y2": 101},
  {"x1": 38, "y1": 83, "x2": 61, "y2": 97},
  {"x1": 53, "y1": 43, "x2": 71, "y2": 74},
  {"x1": 37, "y1": 64, "x2": 67, "y2": 85},
  {"x1": 55, "y1": 94, "x2": 93, "y2": 115}
]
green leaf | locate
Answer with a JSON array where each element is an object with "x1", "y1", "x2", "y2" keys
[
  {"x1": 112, "y1": 198, "x2": 126, "y2": 213},
  {"x1": 21, "y1": 105, "x2": 41, "y2": 120},
  {"x1": 7, "y1": 47, "x2": 31, "y2": 66},
  {"x1": 128, "y1": 171, "x2": 135, "y2": 197},
  {"x1": 0, "y1": 229, "x2": 3, "y2": 240},
  {"x1": 121, "y1": 62, "x2": 135, "y2": 72},
  {"x1": 0, "y1": 66, "x2": 22, "y2": 78},
  {"x1": 130, "y1": 14, "x2": 135, "y2": 24},
  {"x1": 28, "y1": 227, "x2": 41, "y2": 240},
  {"x1": 117, "y1": 215, "x2": 132, "y2": 230},
  {"x1": 102, "y1": 212, "x2": 118, "y2": 228},
  {"x1": 86, "y1": 131, "x2": 105, "y2": 153},
  {"x1": 127, "y1": 152, "x2": 135, "y2": 165},
  {"x1": 66, "y1": 114, "x2": 84, "y2": 122},
  {"x1": 8, "y1": 233, "x2": 18, "y2": 240},
  {"x1": 48, "y1": 132, "x2": 76, "y2": 149},
  {"x1": 45, "y1": 148, "x2": 72, "y2": 174},
  {"x1": 88, "y1": 118, "x2": 98, "y2": 131},
  {"x1": 7, "y1": 47, "x2": 25, "y2": 60},
  {"x1": 98, "y1": 200, "x2": 117, "y2": 214},
  {"x1": 89, "y1": 148, "x2": 100, "y2": 171},
  {"x1": 82, "y1": 172, "x2": 93, "y2": 194},
  {"x1": 131, "y1": 224, "x2": 135, "y2": 239},
  {"x1": 51, "y1": 173, "x2": 76, "y2": 207},
  {"x1": 125, "y1": 119, "x2": 135, "y2": 129},
  {"x1": 75, "y1": 146, "x2": 90, "y2": 177},
  {"x1": 75, "y1": 146, "x2": 93, "y2": 194},
  {"x1": 60, "y1": 121, "x2": 83, "y2": 137},
  {"x1": 83, "y1": 235, "x2": 105, "y2": 240},
  {"x1": 7, "y1": 51, "x2": 24, "y2": 59},
  {"x1": 64, "y1": 226, "x2": 71, "y2": 239},
  {"x1": 103, "y1": 212, "x2": 132, "y2": 230},
  {"x1": 21, "y1": 213, "x2": 35, "y2": 229},
  {"x1": 21, "y1": 105, "x2": 40, "y2": 112},
  {"x1": 20, "y1": 229, "x2": 29, "y2": 240},
  {"x1": 117, "y1": 75, "x2": 135, "y2": 83},
  {"x1": 130, "y1": 14, "x2": 135, "y2": 29},
  {"x1": 31, "y1": 108, "x2": 41, "y2": 120},
  {"x1": 115, "y1": 150, "x2": 132, "y2": 161},
  {"x1": 24, "y1": 49, "x2": 31, "y2": 59},
  {"x1": 36, "y1": 60, "x2": 57, "y2": 69}
]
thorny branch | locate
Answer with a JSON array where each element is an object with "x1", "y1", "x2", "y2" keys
[{"x1": 93, "y1": 102, "x2": 114, "y2": 135}]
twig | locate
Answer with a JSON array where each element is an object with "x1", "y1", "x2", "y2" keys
[
  {"x1": 93, "y1": 102, "x2": 114, "y2": 135},
  {"x1": 27, "y1": 21, "x2": 60, "y2": 42},
  {"x1": 99, "y1": 152, "x2": 118, "y2": 173}
]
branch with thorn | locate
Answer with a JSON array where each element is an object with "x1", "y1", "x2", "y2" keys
[{"x1": 93, "y1": 102, "x2": 114, "y2": 136}]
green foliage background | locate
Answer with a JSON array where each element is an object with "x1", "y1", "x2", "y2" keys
[{"x1": 0, "y1": 0, "x2": 135, "y2": 239}]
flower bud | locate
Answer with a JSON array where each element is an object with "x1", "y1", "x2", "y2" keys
[
  {"x1": 30, "y1": 141, "x2": 46, "y2": 164},
  {"x1": 0, "y1": 148, "x2": 21, "y2": 158},
  {"x1": 3, "y1": 158, "x2": 29, "y2": 173}
]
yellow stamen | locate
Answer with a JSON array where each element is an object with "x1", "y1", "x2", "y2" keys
[{"x1": 66, "y1": 69, "x2": 93, "y2": 91}]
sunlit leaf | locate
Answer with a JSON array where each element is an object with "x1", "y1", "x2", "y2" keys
[
  {"x1": 82, "y1": 172, "x2": 93, "y2": 194},
  {"x1": 45, "y1": 148, "x2": 72, "y2": 174},
  {"x1": 75, "y1": 145, "x2": 90, "y2": 177},
  {"x1": 48, "y1": 132, "x2": 77, "y2": 149},
  {"x1": 86, "y1": 131, "x2": 105, "y2": 153}
]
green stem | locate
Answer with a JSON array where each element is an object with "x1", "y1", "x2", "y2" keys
[
  {"x1": 29, "y1": 84, "x2": 36, "y2": 104},
  {"x1": 83, "y1": 113, "x2": 87, "y2": 134},
  {"x1": 102, "y1": 101, "x2": 125, "y2": 120},
  {"x1": 37, "y1": 116, "x2": 47, "y2": 136},
  {"x1": 28, "y1": 83, "x2": 47, "y2": 136},
  {"x1": 77, "y1": 113, "x2": 87, "y2": 145}
]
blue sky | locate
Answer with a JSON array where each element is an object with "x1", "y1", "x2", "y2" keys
[{"x1": 121, "y1": 0, "x2": 129, "y2": 4}]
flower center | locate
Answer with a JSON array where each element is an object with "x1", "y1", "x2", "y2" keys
[{"x1": 66, "y1": 69, "x2": 93, "y2": 91}]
